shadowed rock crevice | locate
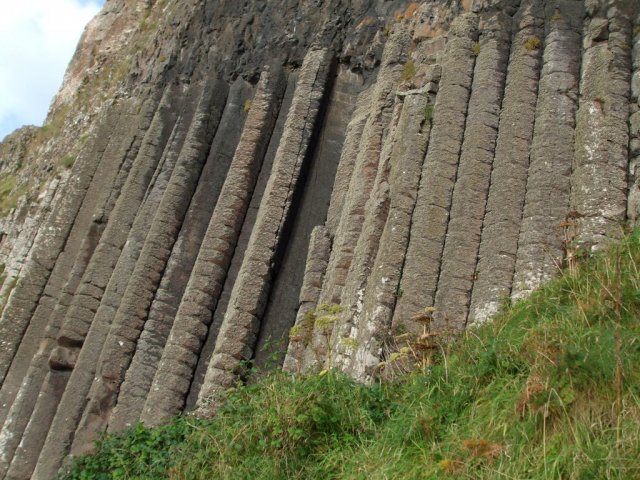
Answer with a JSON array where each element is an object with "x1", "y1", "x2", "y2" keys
[{"x1": 253, "y1": 60, "x2": 356, "y2": 372}]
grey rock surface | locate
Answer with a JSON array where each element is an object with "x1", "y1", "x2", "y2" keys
[{"x1": 512, "y1": 0, "x2": 584, "y2": 299}]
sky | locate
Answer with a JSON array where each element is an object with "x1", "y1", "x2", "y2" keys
[{"x1": 0, "y1": 0, "x2": 104, "y2": 140}]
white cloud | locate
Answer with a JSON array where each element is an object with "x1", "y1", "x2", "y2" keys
[{"x1": 0, "y1": 0, "x2": 102, "y2": 140}]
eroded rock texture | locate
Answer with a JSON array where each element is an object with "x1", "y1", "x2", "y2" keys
[{"x1": 0, "y1": 0, "x2": 638, "y2": 476}]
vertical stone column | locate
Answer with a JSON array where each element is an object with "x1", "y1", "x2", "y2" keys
[
  {"x1": 109, "y1": 79, "x2": 254, "y2": 433},
  {"x1": 469, "y1": 0, "x2": 545, "y2": 325},
  {"x1": 629, "y1": 13, "x2": 640, "y2": 223},
  {"x1": 392, "y1": 14, "x2": 478, "y2": 328},
  {"x1": 197, "y1": 48, "x2": 332, "y2": 406},
  {"x1": 346, "y1": 89, "x2": 436, "y2": 381},
  {"x1": 570, "y1": 0, "x2": 633, "y2": 250},
  {"x1": 318, "y1": 30, "x2": 410, "y2": 309},
  {"x1": 326, "y1": 96, "x2": 404, "y2": 375},
  {"x1": 0, "y1": 102, "x2": 121, "y2": 386},
  {"x1": 282, "y1": 226, "x2": 331, "y2": 373},
  {"x1": 24, "y1": 84, "x2": 187, "y2": 480},
  {"x1": 70, "y1": 78, "x2": 228, "y2": 454},
  {"x1": 512, "y1": 0, "x2": 584, "y2": 299},
  {"x1": 133, "y1": 69, "x2": 286, "y2": 426},
  {"x1": 434, "y1": 11, "x2": 512, "y2": 330}
]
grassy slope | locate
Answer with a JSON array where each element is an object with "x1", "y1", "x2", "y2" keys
[{"x1": 62, "y1": 230, "x2": 640, "y2": 480}]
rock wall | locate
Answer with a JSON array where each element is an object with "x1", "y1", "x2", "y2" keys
[{"x1": 0, "y1": 0, "x2": 638, "y2": 477}]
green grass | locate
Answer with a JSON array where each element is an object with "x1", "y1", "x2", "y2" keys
[
  {"x1": 61, "y1": 230, "x2": 640, "y2": 479},
  {"x1": 401, "y1": 60, "x2": 416, "y2": 81},
  {"x1": 59, "y1": 156, "x2": 76, "y2": 169},
  {"x1": 0, "y1": 175, "x2": 28, "y2": 216}
]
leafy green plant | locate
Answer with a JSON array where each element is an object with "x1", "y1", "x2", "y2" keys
[
  {"x1": 472, "y1": 41, "x2": 481, "y2": 56},
  {"x1": 290, "y1": 304, "x2": 344, "y2": 343},
  {"x1": 340, "y1": 337, "x2": 359, "y2": 349},
  {"x1": 59, "y1": 418, "x2": 199, "y2": 480}
]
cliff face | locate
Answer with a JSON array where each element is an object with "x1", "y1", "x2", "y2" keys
[{"x1": 0, "y1": 0, "x2": 638, "y2": 477}]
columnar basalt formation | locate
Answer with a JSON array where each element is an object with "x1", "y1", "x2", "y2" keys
[
  {"x1": 511, "y1": 0, "x2": 584, "y2": 299},
  {"x1": 141, "y1": 69, "x2": 286, "y2": 424},
  {"x1": 570, "y1": 0, "x2": 632, "y2": 250},
  {"x1": 71, "y1": 78, "x2": 229, "y2": 454},
  {"x1": 433, "y1": 10, "x2": 511, "y2": 330},
  {"x1": 0, "y1": 0, "x2": 638, "y2": 477},
  {"x1": 185, "y1": 73, "x2": 300, "y2": 408},
  {"x1": 198, "y1": 47, "x2": 333, "y2": 403},
  {"x1": 468, "y1": 0, "x2": 545, "y2": 325},
  {"x1": 110, "y1": 78, "x2": 254, "y2": 433},
  {"x1": 392, "y1": 12, "x2": 479, "y2": 329}
]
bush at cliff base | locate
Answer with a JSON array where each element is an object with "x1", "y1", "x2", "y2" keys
[{"x1": 61, "y1": 229, "x2": 640, "y2": 480}]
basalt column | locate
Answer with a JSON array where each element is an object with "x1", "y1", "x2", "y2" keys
[
  {"x1": 139, "y1": 69, "x2": 286, "y2": 425},
  {"x1": 325, "y1": 94, "x2": 405, "y2": 375},
  {"x1": 469, "y1": 0, "x2": 544, "y2": 325},
  {"x1": 434, "y1": 11, "x2": 512, "y2": 330},
  {"x1": 0, "y1": 102, "x2": 128, "y2": 387},
  {"x1": 303, "y1": 29, "x2": 411, "y2": 373},
  {"x1": 70, "y1": 78, "x2": 228, "y2": 455},
  {"x1": 282, "y1": 225, "x2": 332, "y2": 374},
  {"x1": 197, "y1": 48, "x2": 333, "y2": 405},
  {"x1": 630, "y1": 14, "x2": 640, "y2": 223},
  {"x1": 392, "y1": 14, "x2": 478, "y2": 330},
  {"x1": 570, "y1": 0, "x2": 633, "y2": 250},
  {"x1": 109, "y1": 78, "x2": 254, "y2": 432},
  {"x1": 0, "y1": 98, "x2": 148, "y2": 477},
  {"x1": 253, "y1": 65, "x2": 362, "y2": 371},
  {"x1": 512, "y1": 0, "x2": 584, "y2": 299},
  {"x1": 344, "y1": 86, "x2": 437, "y2": 381},
  {"x1": 25, "y1": 83, "x2": 193, "y2": 480}
]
